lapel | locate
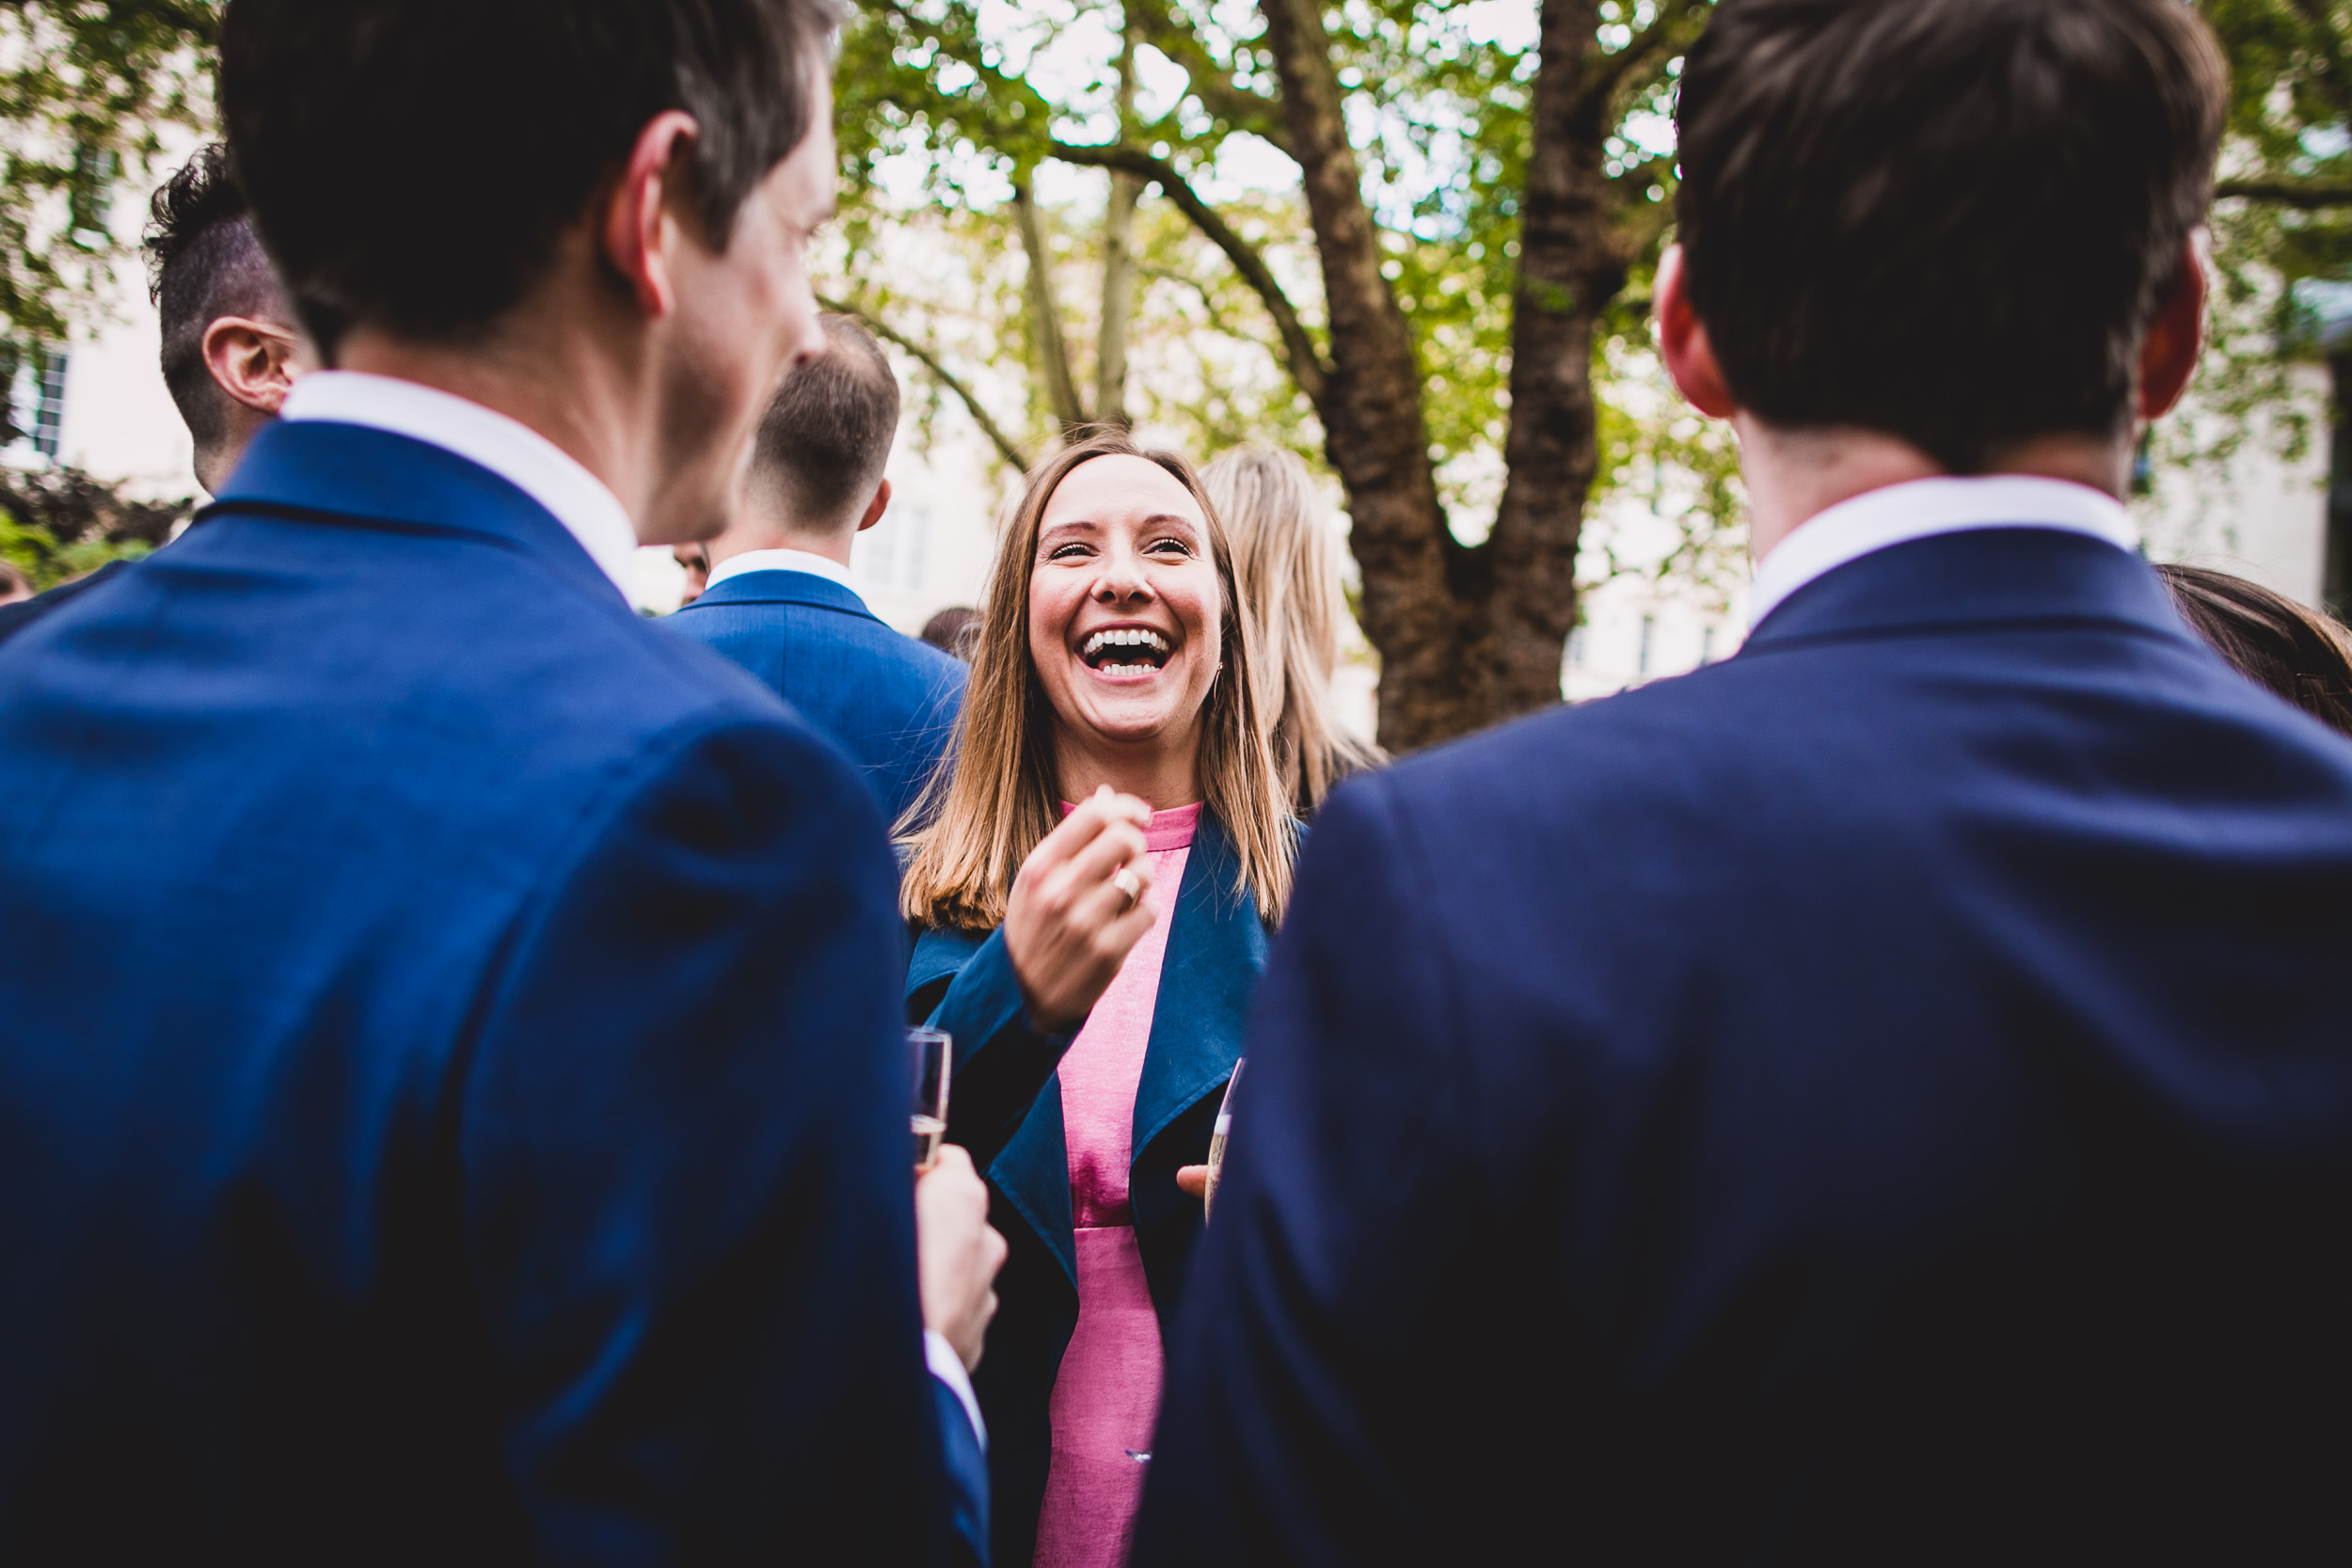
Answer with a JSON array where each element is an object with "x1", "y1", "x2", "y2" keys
[
  {"x1": 907, "y1": 922, "x2": 981, "y2": 1006},
  {"x1": 207, "y1": 419, "x2": 623, "y2": 610},
  {"x1": 908, "y1": 922, "x2": 1081, "y2": 1289},
  {"x1": 905, "y1": 812, "x2": 1267, "y2": 1293},
  {"x1": 679, "y1": 568, "x2": 883, "y2": 624},
  {"x1": 1132, "y1": 811, "x2": 1264, "y2": 1162}
]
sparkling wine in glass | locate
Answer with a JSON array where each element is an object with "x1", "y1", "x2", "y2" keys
[
  {"x1": 1202, "y1": 1057, "x2": 1244, "y2": 1223},
  {"x1": 909, "y1": 1026, "x2": 950, "y2": 1172}
]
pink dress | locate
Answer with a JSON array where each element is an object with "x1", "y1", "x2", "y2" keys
[{"x1": 1031, "y1": 801, "x2": 1200, "y2": 1568}]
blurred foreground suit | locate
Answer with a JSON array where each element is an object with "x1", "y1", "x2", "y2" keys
[
  {"x1": 0, "y1": 558, "x2": 130, "y2": 648},
  {"x1": 1139, "y1": 492, "x2": 2352, "y2": 1564},
  {"x1": 668, "y1": 561, "x2": 966, "y2": 831},
  {"x1": 0, "y1": 404, "x2": 959, "y2": 1562}
]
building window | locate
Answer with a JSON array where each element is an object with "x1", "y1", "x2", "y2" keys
[
  {"x1": 10, "y1": 351, "x2": 69, "y2": 461},
  {"x1": 69, "y1": 142, "x2": 116, "y2": 250}
]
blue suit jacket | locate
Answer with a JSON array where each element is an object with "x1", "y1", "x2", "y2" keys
[
  {"x1": 665, "y1": 569, "x2": 966, "y2": 832},
  {"x1": 907, "y1": 814, "x2": 1269, "y2": 1568},
  {"x1": 1136, "y1": 528, "x2": 2352, "y2": 1564},
  {"x1": 0, "y1": 420, "x2": 963, "y2": 1563},
  {"x1": 0, "y1": 558, "x2": 130, "y2": 647}
]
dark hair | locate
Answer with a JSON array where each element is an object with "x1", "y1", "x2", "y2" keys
[
  {"x1": 143, "y1": 145, "x2": 287, "y2": 460},
  {"x1": 219, "y1": 0, "x2": 844, "y2": 358},
  {"x1": 2156, "y1": 564, "x2": 2352, "y2": 736},
  {"x1": 750, "y1": 313, "x2": 900, "y2": 530},
  {"x1": 919, "y1": 606, "x2": 979, "y2": 660},
  {"x1": 1675, "y1": 0, "x2": 2227, "y2": 472}
]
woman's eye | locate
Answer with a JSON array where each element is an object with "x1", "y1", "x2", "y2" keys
[
  {"x1": 1048, "y1": 543, "x2": 1091, "y2": 561},
  {"x1": 1149, "y1": 538, "x2": 1193, "y2": 557}
]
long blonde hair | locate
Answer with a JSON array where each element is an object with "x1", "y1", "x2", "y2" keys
[
  {"x1": 900, "y1": 432, "x2": 1295, "y2": 930},
  {"x1": 1201, "y1": 445, "x2": 1386, "y2": 815}
]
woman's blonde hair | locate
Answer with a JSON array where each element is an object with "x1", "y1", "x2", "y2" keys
[
  {"x1": 1200, "y1": 444, "x2": 1386, "y2": 816},
  {"x1": 899, "y1": 431, "x2": 1295, "y2": 930}
]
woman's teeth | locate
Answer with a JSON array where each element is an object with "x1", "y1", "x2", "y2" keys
[{"x1": 1082, "y1": 627, "x2": 1169, "y2": 675}]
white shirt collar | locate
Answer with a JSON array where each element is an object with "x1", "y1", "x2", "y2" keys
[
  {"x1": 1749, "y1": 475, "x2": 2139, "y2": 628},
  {"x1": 280, "y1": 370, "x2": 639, "y2": 600},
  {"x1": 706, "y1": 546, "x2": 864, "y2": 603}
]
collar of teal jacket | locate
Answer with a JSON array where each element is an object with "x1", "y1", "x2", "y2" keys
[{"x1": 906, "y1": 808, "x2": 1268, "y2": 1291}]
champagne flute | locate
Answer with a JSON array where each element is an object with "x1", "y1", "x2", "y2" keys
[
  {"x1": 1202, "y1": 1057, "x2": 1244, "y2": 1223},
  {"x1": 909, "y1": 1026, "x2": 950, "y2": 1172}
]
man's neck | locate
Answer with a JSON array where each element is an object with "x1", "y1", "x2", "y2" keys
[
  {"x1": 708, "y1": 528, "x2": 855, "y2": 571},
  {"x1": 336, "y1": 269, "x2": 656, "y2": 536},
  {"x1": 1738, "y1": 419, "x2": 2134, "y2": 563}
]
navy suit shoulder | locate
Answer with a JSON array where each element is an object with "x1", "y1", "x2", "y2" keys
[
  {"x1": 0, "y1": 420, "x2": 952, "y2": 1563},
  {"x1": 665, "y1": 569, "x2": 967, "y2": 830},
  {"x1": 0, "y1": 556, "x2": 130, "y2": 646},
  {"x1": 1138, "y1": 527, "x2": 2352, "y2": 1565}
]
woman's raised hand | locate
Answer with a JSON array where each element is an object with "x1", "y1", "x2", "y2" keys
[{"x1": 1003, "y1": 785, "x2": 1157, "y2": 1032}]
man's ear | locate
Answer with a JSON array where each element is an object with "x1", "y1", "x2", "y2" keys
[
  {"x1": 201, "y1": 317, "x2": 304, "y2": 416},
  {"x1": 2138, "y1": 231, "x2": 2207, "y2": 420},
  {"x1": 855, "y1": 477, "x2": 891, "y2": 533},
  {"x1": 1654, "y1": 245, "x2": 1737, "y2": 420},
  {"x1": 598, "y1": 110, "x2": 701, "y2": 320}
]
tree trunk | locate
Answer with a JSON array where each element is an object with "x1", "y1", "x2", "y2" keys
[
  {"x1": 1255, "y1": 0, "x2": 1461, "y2": 751},
  {"x1": 1097, "y1": 172, "x2": 1141, "y2": 428},
  {"x1": 1486, "y1": 0, "x2": 1620, "y2": 718},
  {"x1": 1096, "y1": 31, "x2": 1141, "y2": 430},
  {"x1": 1014, "y1": 182, "x2": 1087, "y2": 431},
  {"x1": 1257, "y1": 0, "x2": 1625, "y2": 751}
]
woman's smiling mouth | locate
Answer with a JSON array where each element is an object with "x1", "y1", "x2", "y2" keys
[{"x1": 1081, "y1": 626, "x2": 1172, "y2": 678}]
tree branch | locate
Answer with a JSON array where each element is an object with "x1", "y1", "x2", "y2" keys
[
  {"x1": 1012, "y1": 183, "x2": 1088, "y2": 429},
  {"x1": 2216, "y1": 178, "x2": 2352, "y2": 207},
  {"x1": 2287, "y1": 0, "x2": 2352, "y2": 130},
  {"x1": 1124, "y1": 8, "x2": 1294, "y2": 155},
  {"x1": 819, "y1": 295, "x2": 1032, "y2": 475},
  {"x1": 1048, "y1": 140, "x2": 1329, "y2": 412},
  {"x1": 1581, "y1": 0, "x2": 1709, "y2": 109}
]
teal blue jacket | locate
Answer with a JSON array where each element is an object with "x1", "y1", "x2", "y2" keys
[{"x1": 906, "y1": 811, "x2": 1270, "y2": 1568}]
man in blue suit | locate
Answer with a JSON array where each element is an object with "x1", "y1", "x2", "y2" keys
[
  {"x1": 668, "y1": 312, "x2": 966, "y2": 832},
  {"x1": 1139, "y1": 1, "x2": 2352, "y2": 1561},
  {"x1": 0, "y1": 0, "x2": 996, "y2": 1560}
]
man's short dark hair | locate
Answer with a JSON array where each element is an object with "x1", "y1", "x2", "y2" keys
[
  {"x1": 143, "y1": 144, "x2": 287, "y2": 458},
  {"x1": 750, "y1": 314, "x2": 900, "y2": 530},
  {"x1": 219, "y1": 0, "x2": 844, "y2": 358},
  {"x1": 1675, "y1": 0, "x2": 2227, "y2": 472}
]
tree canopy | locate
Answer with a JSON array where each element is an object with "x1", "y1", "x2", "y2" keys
[{"x1": 2, "y1": 1, "x2": 2348, "y2": 727}]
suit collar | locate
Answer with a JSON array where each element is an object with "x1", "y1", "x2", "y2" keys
[
  {"x1": 1749, "y1": 475, "x2": 2136, "y2": 627},
  {"x1": 682, "y1": 568, "x2": 881, "y2": 623},
  {"x1": 1743, "y1": 526, "x2": 2185, "y2": 652},
  {"x1": 207, "y1": 419, "x2": 624, "y2": 609},
  {"x1": 279, "y1": 371, "x2": 638, "y2": 596}
]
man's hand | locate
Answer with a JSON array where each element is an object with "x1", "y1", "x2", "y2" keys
[
  {"x1": 1175, "y1": 1165, "x2": 1209, "y2": 1199},
  {"x1": 917, "y1": 1144, "x2": 1008, "y2": 1372}
]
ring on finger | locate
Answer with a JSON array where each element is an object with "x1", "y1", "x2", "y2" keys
[{"x1": 1111, "y1": 865, "x2": 1143, "y2": 909}]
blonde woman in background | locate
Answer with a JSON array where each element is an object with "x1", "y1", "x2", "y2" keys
[{"x1": 1201, "y1": 444, "x2": 1385, "y2": 816}]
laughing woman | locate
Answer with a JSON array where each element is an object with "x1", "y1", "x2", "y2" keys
[{"x1": 900, "y1": 433, "x2": 1295, "y2": 1568}]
